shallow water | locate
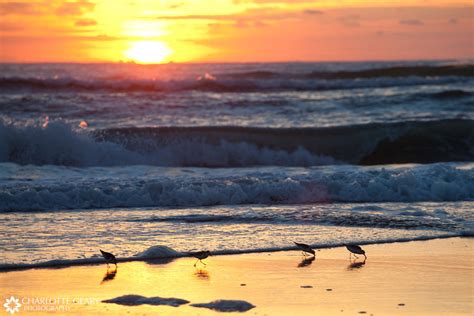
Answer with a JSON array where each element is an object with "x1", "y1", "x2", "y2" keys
[{"x1": 0, "y1": 202, "x2": 472, "y2": 267}]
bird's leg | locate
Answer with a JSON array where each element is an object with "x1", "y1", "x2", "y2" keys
[
  {"x1": 201, "y1": 260, "x2": 206, "y2": 266},
  {"x1": 194, "y1": 259, "x2": 199, "y2": 267},
  {"x1": 363, "y1": 254, "x2": 367, "y2": 260}
]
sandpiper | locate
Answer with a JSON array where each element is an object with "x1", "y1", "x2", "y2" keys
[
  {"x1": 100, "y1": 249, "x2": 117, "y2": 267},
  {"x1": 344, "y1": 244, "x2": 367, "y2": 260},
  {"x1": 189, "y1": 251, "x2": 210, "y2": 267},
  {"x1": 294, "y1": 242, "x2": 316, "y2": 257}
]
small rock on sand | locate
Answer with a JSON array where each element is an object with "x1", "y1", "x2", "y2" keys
[
  {"x1": 300, "y1": 285, "x2": 313, "y2": 288},
  {"x1": 191, "y1": 300, "x2": 255, "y2": 312},
  {"x1": 240, "y1": 284, "x2": 246, "y2": 286},
  {"x1": 102, "y1": 295, "x2": 189, "y2": 307},
  {"x1": 326, "y1": 288, "x2": 333, "y2": 291},
  {"x1": 398, "y1": 303, "x2": 406, "y2": 306}
]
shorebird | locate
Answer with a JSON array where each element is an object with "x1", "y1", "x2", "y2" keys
[
  {"x1": 100, "y1": 249, "x2": 117, "y2": 267},
  {"x1": 189, "y1": 251, "x2": 210, "y2": 267},
  {"x1": 294, "y1": 242, "x2": 316, "y2": 257},
  {"x1": 344, "y1": 244, "x2": 367, "y2": 260}
]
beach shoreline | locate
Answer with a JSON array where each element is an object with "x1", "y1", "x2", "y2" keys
[{"x1": 1, "y1": 237, "x2": 472, "y2": 315}]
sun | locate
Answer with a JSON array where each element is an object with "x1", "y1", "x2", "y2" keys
[{"x1": 124, "y1": 40, "x2": 173, "y2": 64}]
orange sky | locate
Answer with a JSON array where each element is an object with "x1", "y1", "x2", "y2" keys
[{"x1": 0, "y1": 0, "x2": 472, "y2": 63}]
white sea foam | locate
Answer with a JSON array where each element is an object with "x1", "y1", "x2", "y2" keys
[{"x1": 1, "y1": 163, "x2": 472, "y2": 211}]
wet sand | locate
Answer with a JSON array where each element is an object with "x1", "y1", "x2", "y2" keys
[{"x1": 0, "y1": 238, "x2": 472, "y2": 315}]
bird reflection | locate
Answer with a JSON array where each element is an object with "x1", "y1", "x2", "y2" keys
[
  {"x1": 297, "y1": 256, "x2": 315, "y2": 268},
  {"x1": 100, "y1": 267, "x2": 117, "y2": 284},
  {"x1": 347, "y1": 260, "x2": 366, "y2": 270},
  {"x1": 194, "y1": 269, "x2": 210, "y2": 280}
]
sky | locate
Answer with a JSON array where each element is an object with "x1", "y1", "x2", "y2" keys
[{"x1": 0, "y1": 0, "x2": 473, "y2": 63}]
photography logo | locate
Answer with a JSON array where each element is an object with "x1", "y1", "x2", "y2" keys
[{"x1": 3, "y1": 296, "x2": 21, "y2": 314}]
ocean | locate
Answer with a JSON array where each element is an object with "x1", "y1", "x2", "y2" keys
[{"x1": 0, "y1": 61, "x2": 473, "y2": 269}]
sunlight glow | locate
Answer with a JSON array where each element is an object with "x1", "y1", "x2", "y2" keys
[
  {"x1": 0, "y1": 0, "x2": 471, "y2": 62},
  {"x1": 124, "y1": 41, "x2": 173, "y2": 64}
]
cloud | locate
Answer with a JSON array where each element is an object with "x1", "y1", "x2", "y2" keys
[
  {"x1": 0, "y1": 2, "x2": 45, "y2": 15},
  {"x1": 234, "y1": 19, "x2": 268, "y2": 28},
  {"x1": 168, "y1": 2, "x2": 185, "y2": 9},
  {"x1": 1, "y1": 1, "x2": 95, "y2": 17},
  {"x1": 234, "y1": 0, "x2": 316, "y2": 3},
  {"x1": 399, "y1": 19, "x2": 423, "y2": 26},
  {"x1": 339, "y1": 15, "x2": 360, "y2": 27},
  {"x1": 0, "y1": 21, "x2": 23, "y2": 31},
  {"x1": 56, "y1": 0, "x2": 95, "y2": 16},
  {"x1": 303, "y1": 9, "x2": 323, "y2": 15},
  {"x1": 1, "y1": 34, "x2": 121, "y2": 42},
  {"x1": 153, "y1": 7, "x2": 324, "y2": 22},
  {"x1": 155, "y1": 14, "x2": 234, "y2": 21},
  {"x1": 75, "y1": 19, "x2": 97, "y2": 27}
]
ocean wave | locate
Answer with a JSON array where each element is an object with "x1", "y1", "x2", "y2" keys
[
  {"x1": 0, "y1": 122, "x2": 338, "y2": 167},
  {"x1": 429, "y1": 89, "x2": 473, "y2": 99},
  {"x1": 1, "y1": 163, "x2": 473, "y2": 211},
  {"x1": 221, "y1": 64, "x2": 474, "y2": 80},
  {"x1": 1, "y1": 66, "x2": 471, "y2": 93},
  {"x1": 0, "y1": 119, "x2": 472, "y2": 167},
  {"x1": 121, "y1": 209, "x2": 466, "y2": 231},
  {"x1": 303, "y1": 64, "x2": 474, "y2": 79}
]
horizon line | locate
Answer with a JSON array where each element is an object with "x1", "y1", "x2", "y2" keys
[{"x1": 1, "y1": 58, "x2": 472, "y2": 65}]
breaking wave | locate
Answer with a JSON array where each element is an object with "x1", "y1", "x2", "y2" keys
[
  {"x1": 1, "y1": 162, "x2": 473, "y2": 211},
  {"x1": 0, "y1": 119, "x2": 472, "y2": 167}
]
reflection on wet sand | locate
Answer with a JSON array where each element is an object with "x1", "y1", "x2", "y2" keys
[
  {"x1": 297, "y1": 256, "x2": 315, "y2": 268},
  {"x1": 101, "y1": 267, "x2": 117, "y2": 284},
  {"x1": 194, "y1": 269, "x2": 210, "y2": 280},
  {"x1": 347, "y1": 260, "x2": 366, "y2": 270}
]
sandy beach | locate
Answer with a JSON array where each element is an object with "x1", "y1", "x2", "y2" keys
[{"x1": 1, "y1": 237, "x2": 472, "y2": 315}]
